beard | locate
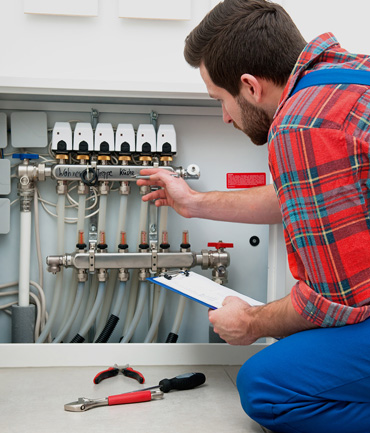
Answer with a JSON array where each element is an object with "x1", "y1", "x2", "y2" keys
[{"x1": 235, "y1": 95, "x2": 272, "y2": 146}]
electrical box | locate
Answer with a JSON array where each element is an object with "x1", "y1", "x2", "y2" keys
[
  {"x1": 10, "y1": 112, "x2": 47, "y2": 148},
  {"x1": 0, "y1": 198, "x2": 10, "y2": 234},
  {"x1": 0, "y1": 159, "x2": 10, "y2": 195},
  {"x1": 0, "y1": 113, "x2": 7, "y2": 149}
]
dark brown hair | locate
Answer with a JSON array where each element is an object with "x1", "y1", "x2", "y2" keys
[{"x1": 184, "y1": 0, "x2": 306, "y2": 96}]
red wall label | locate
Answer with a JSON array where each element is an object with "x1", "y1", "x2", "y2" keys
[{"x1": 226, "y1": 172, "x2": 266, "y2": 189}]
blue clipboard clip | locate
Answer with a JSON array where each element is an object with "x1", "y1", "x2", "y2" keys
[{"x1": 161, "y1": 269, "x2": 190, "y2": 280}]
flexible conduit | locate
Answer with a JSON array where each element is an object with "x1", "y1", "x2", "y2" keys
[
  {"x1": 52, "y1": 281, "x2": 85, "y2": 343},
  {"x1": 166, "y1": 297, "x2": 187, "y2": 343},
  {"x1": 70, "y1": 281, "x2": 105, "y2": 343},
  {"x1": 36, "y1": 194, "x2": 66, "y2": 343},
  {"x1": 95, "y1": 281, "x2": 127, "y2": 343}
]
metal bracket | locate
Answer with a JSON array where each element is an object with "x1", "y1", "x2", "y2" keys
[
  {"x1": 91, "y1": 108, "x2": 99, "y2": 130},
  {"x1": 150, "y1": 110, "x2": 158, "y2": 131},
  {"x1": 88, "y1": 221, "x2": 98, "y2": 273},
  {"x1": 149, "y1": 199, "x2": 158, "y2": 252}
]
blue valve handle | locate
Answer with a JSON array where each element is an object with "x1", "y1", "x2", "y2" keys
[{"x1": 12, "y1": 153, "x2": 39, "y2": 161}]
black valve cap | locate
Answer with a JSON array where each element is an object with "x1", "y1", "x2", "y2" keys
[
  {"x1": 100, "y1": 141, "x2": 109, "y2": 153},
  {"x1": 120, "y1": 142, "x2": 131, "y2": 153},
  {"x1": 79, "y1": 141, "x2": 89, "y2": 152},
  {"x1": 57, "y1": 140, "x2": 67, "y2": 151},
  {"x1": 162, "y1": 142, "x2": 172, "y2": 153},
  {"x1": 142, "y1": 142, "x2": 151, "y2": 153}
]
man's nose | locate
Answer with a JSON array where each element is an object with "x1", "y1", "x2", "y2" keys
[{"x1": 222, "y1": 106, "x2": 233, "y2": 124}]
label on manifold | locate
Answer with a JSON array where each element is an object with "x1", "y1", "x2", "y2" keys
[{"x1": 226, "y1": 172, "x2": 266, "y2": 189}]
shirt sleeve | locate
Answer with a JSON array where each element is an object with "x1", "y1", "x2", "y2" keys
[{"x1": 269, "y1": 127, "x2": 370, "y2": 327}]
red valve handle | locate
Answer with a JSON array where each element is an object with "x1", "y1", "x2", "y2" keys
[{"x1": 207, "y1": 242, "x2": 234, "y2": 249}]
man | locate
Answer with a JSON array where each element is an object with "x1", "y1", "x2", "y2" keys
[{"x1": 137, "y1": 1, "x2": 370, "y2": 432}]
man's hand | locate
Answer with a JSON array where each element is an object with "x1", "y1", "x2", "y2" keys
[
  {"x1": 209, "y1": 297, "x2": 259, "y2": 345},
  {"x1": 137, "y1": 168, "x2": 197, "y2": 218},
  {"x1": 208, "y1": 294, "x2": 318, "y2": 346}
]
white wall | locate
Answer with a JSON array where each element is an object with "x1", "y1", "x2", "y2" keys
[
  {"x1": 283, "y1": 0, "x2": 370, "y2": 54},
  {"x1": 0, "y1": 0, "x2": 217, "y2": 95}
]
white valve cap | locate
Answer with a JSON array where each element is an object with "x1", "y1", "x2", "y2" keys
[
  {"x1": 157, "y1": 124, "x2": 176, "y2": 153},
  {"x1": 52, "y1": 122, "x2": 72, "y2": 152},
  {"x1": 136, "y1": 124, "x2": 156, "y2": 153},
  {"x1": 94, "y1": 123, "x2": 115, "y2": 152},
  {"x1": 115, "y1": 124, "x2": 135, "y2": 153},
  {"x1": 73, "y1": 123, "x2": 94, "y2": 152}
]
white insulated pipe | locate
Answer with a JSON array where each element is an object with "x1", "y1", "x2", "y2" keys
[
  {"x1": 95, "y1": 194, "x2": 129, "y2": 339},
  {"x1": 121, "y1": 280, "x2": 148, "y2": 343},
  {"x1": 171, "y1": 296, "x2": 187, "y2": 335},
  {"x1": 36, "y1": 194, "x2": 66, "y2": 343},
  {"x1": 76, "y1": 194, "x2": 86, "y2": 236},
  {"x1": 57, "y1": 194, "x2": 87, "y2": 334},
  {"x1": 18, "y1": 211, "x2": 32, "y2": 307},
  {"x1": 78, "y1": 281, "x2": 105, "y2": 338},
  {"x1": 122, "y1": 200, "x2": 149, "y2": 335},
  {"x1": 97, "y1": 194, "x2": 108, "y2": 237},
  {"x1": 144, "y1": 287, "x2": 167, "y2": 343}
]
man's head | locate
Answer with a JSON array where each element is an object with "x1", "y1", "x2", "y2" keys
[
  {"x1": 185, "y1": 0, "x2": 306, "y2": 96},
  {"x1": 185, "y1": 0, "x2": 306, "y2": 144}
]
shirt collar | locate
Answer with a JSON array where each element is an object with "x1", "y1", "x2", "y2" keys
[{"x1": 275, "y1": 33, "x2": 340, "y2": 117}]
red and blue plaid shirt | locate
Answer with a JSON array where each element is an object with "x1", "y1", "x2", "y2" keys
[{"x1": 269, "y1": 33, "x2": 370, "y2": 326}]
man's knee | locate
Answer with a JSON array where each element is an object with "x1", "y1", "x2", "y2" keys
[{"x1": 236, "y1": 351, "x2": 276, "y2": 423}]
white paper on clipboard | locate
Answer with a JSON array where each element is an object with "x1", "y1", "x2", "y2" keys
[{"x1": 147, "y1": 271, "x2": 264, "y2": 310}]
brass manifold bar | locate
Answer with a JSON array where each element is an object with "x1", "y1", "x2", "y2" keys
[
  {"x1": 51, "y1": 164, "x2": 200, "y2": 182},
  {"x1": 46, "y1": 249, "x2": 230, "y2": 275}
]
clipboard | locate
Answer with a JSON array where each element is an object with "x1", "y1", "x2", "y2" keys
[{"x1": 147, "y1": 271, "x2": 264, "y2": 310}]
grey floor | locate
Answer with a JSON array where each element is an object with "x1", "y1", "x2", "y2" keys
[{"x1": 0, "y1": 365, "x2": 263, "y2": 433}]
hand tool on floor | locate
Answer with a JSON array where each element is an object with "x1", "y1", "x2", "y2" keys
[
  {"x1": 64, "y1": 389, "x2": 163, "y2": 412},
  {"x1": 128, "y1": 372, "x2": 206, "y2": 394},
  {"x1": 93, "y1": 364, "x2": 145, "y2": 385}
]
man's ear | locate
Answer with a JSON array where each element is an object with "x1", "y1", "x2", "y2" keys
[{"x1": 240, "y1": 74, "x2": 263, "y2": 103}]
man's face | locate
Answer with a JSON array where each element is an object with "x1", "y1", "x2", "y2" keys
[{"x1": 200, "y1": 63, "x2": 272, "y2": 145}]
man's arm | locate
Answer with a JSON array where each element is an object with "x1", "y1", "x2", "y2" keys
[
  {"x1": 137, "y1": 168, "x2": 282, "y2": 224},
  {"x1": 208, "y1": 294, "x2": 318, "y2": 345}
]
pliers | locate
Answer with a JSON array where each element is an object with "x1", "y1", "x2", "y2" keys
[{"x1": 93, "y1": 364, "x2": 145, "y2": 385}]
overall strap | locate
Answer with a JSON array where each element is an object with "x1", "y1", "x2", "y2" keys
[{"x1": 291, "y1": 68, "x2": 370, "y2": 97}]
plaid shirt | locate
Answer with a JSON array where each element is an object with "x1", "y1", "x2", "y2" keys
[{"x1": 269, "y1": 33, "x2": 370, "y2": 326}]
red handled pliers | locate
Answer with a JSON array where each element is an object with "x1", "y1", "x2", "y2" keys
[{"x1": 93, "y1": 364, "x2": 145, "y2": 385}]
